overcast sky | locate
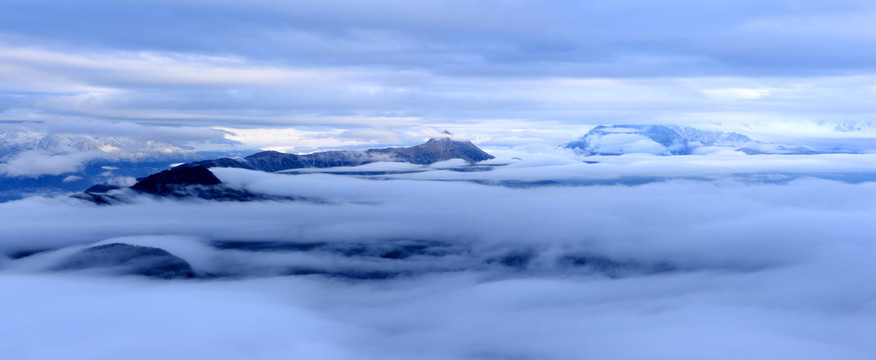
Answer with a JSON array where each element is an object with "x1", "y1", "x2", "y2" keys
[{"x1": 2, "y1": 0, "x2": 876, "y2": 148}]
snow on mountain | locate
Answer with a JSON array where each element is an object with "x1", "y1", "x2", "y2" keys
[
  {"x1": 834, "y1": 120, "x2": 876, "y2": 133},
  {"x1": 0, "y1": 128, "x2": 191, "y2": 162},
  {"x1": 0, "y1": 128, "x2": 253, "y2": 201},
  {"x1": 565, "y1": 125, "x2": 753, "y2": 156},
  {"x1": 187, "y1": 137, "x2": 495, "y2": 173}
]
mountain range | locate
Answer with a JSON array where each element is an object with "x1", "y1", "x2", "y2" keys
[
  {"x1": 564, "y1": 124, "x2": 873, "y2": 156},
  {"x1": 183, "y1": 137, "x2": 494, "y2": 172},
  {"x1": 565, "y1": 125, "x2": 753, "y2": 155},
  {"x1": 0, "y1": 128, "x2": 206, "y2": 161},
  {"x1": 0, "y1": 128, "x2": 254, "y2": 202},
  {"x1": 79, "y1": 137, "x2": 494, "y2": 202}
]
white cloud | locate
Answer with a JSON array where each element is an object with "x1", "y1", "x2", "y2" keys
[
  {"x1": 0, "y1": 46, "x2": 344, "y2": 89},
  {"x1": 215, "y1": 127, "x2": 364, "y2": 152},
  {"x1": 701, "y1": 87, "x2": 773, "y2": 100},
  {"x1": 585, "y1": 134, "x2": 668, "y2": 155},
  {"x1": 1, "y1": 169, "x2": 876, "y2": 358},
  {"x1": 4, "y1": 0, "x2": 876, "y2": 354},
  {"x1": 61, "y1": 175, "x2": 82, "y2": 182},
  {"x1": 4, "y1": 41, "x2": 876, "y2": 147},
  {"x1": 0, "y1": 150, "x2": 109, "y2": 177}
]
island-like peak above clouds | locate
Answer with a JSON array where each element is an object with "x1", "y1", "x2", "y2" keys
[
  {"x1": 76, "y1": 137, "x2": 494, "y2": 202},
  {"x1": 565, "y1": 124, "x2": 876, "y2": 156},
  {"x1": 565, "y1": 125, "x2": 753, "y2": 156},
  {"x1": 183, "y1": 136, "x2": 494, "y2": 172}
]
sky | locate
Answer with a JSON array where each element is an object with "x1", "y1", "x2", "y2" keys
[{"x1": 2, "y1": 0, "x2": 876, "y2": 150}]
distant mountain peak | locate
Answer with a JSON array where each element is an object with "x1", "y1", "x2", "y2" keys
[
  {"x1": 186, "y1": 137, "x2": 493, "y2": 172},
  {"x1": 834, "y1": 120, "x2": 876, "y2": 133},
  {"x1": 566, "y1": 124, "x2": 753, "y2": 155}
]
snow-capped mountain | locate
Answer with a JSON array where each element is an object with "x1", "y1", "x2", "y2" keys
[
  {"x1": 565, "y1": 124, "x2": 876, "y2": 156},
  {"x1": 565, "y1": 125, "x2": 753, "y2": 155},
  {"x1": 834, "y1": 120, "x2": 876, "y2": 133},
  {"x1": 0, "y1": 128, "x2": 252, "y2": 202},
  {"x1": 187, "y1": 137, "x2": 495, "y2": 172},
  {"x1": 0, "y1": 128, "x2": 192, "y2": 162}
]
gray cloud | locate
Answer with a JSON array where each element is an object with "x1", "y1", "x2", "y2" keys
[
  {"x1": 2, "y1": 1, "x2": 876, "y2": 143},
  {"x1": 4, "y1": 0, "x2": 876, "y2": 76}
]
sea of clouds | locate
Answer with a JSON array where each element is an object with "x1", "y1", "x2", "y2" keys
[{"x1": 1, "y1": 153, "x2": 875, "y2": 359}]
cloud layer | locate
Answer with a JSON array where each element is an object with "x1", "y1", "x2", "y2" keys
[{"x1": 1, "y1": 155, "x2": 875, "y2": 358}]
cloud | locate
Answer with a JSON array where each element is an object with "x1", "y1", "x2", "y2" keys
[
  {"x1": 701, "y1": 87, "x2": 773, "y2": 100},
  {"x1": 583, "y1": 133, "x2": 668, "y2": 155},
  {"x1": 1, "y1": 161, "x2": 876, "y2": 358},
  {"x1": 61, "y1": 175, "x2": 81, "y2": 182},
  {"x1": 4, "y1": 61, "x2": 876, "y2": 150},
  {"x1": 35, "y1": 120, "x2": 229, "y2": 144},
  {"x1": 337, "y1": 128, "x2": 402, "y2": 143},
  {"x1": 4, "y1": 0, "x2": 876, "y2": 76},
  {"x1": 3, "y1": 35, "x2": 876, "y2": 150},
  {"x1": 0, "y1": 150, "x2": 109, "y2": 177},
  {"x1": 0, "y1": 122, "x2": 249, "y2": 179},
  {"x1": 3, "y1": 2, "x2": 876, "y2": 355}
]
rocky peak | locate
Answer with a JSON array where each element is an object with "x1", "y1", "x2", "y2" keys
[
  {"x1": 131, "y1": 165, "x2": 221, "y2": 196},
  {"x1": 366, "y1": 138, "x2": 494, "y2": 165}
]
